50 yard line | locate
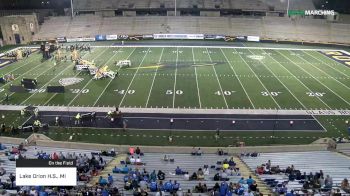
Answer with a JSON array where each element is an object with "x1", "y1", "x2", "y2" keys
[
  {"x1": 93, "y1": 48, "x2": 136, "y2": 107},
  {"x1": 119, "y1": 48, "x2": 150, "y2": 107},
  {"x1": 192, "y1": 47, "x2": 202, "y2": 109},
  {"x1": 145, "y1": 47, "x2": 164, "y2": 108}
]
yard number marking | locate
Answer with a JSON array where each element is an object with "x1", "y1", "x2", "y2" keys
[
  {"x1": 307, "y1": 92, "x2": 325, "y2": 97},
  {"x1": 215, "y1": 90, "x2": 235, "y2": 96},
  {"x1": 70, "y1": 89, "x2": 89, "y2": 94},
  {"x1": 166, "y1": 89, "x2": 183, "y2": 95},
  {"x1": 114, "y1": 89, "x2": 135, "y2": 95},
  {"x1": 261, "y1": 91, "x2": 281, "y2": 97}
]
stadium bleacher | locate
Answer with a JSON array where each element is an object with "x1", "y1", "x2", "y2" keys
[
  {"x1": 241, "y1": 151, "x2": 350, "y2": 194},
  {"x1": 34, "y1": 15, "x2": 350, "y2": 44}
]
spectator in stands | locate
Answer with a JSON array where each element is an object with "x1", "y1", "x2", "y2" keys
[
  {"x1": 246, "y1": 176, "x2": 254, "y2": 186},
  {"x1": 256, "y1": 166, "x2": 264, "y2": 175},
  {"x1": 214, "y1": 173, "x2": 220, "y2": 181},
  {"x1": 150, "y1": 181, "x2": 158, "y2": 192},
  {"x1": 238, "y1": 177, "x2": 245, "y2": 185},
  {"x1": 228, "y1": 157, "x2": 236, "y2": 167},
  {"x1": 175, "y1": 166, "x2": 183, "y2": 175},
  {"x1": 150, "y1": 170, "x2": 157, "y2": 182},
  {"x1": 217, "y1": 149, "x2": 224, "y2": 156},
  {"x1": 139, "y1": 178, "x2": 148, "y2": 190},
  {"x1": 130, "y1": 156, "x2": 136, "y2": 164},
  {"x1": 197, "y1": 168, "x2": 204, "y2": 180},
  {"x1": 223, "y1": 162, "x2": 229, "y2": 170},
  {"x1": 342, "y1": 178, "x2": 350, "y2": 193},
  {"x1": 129, "y1": 147, "x2": 135, "y2": 155},
  {"x1": 108, "y1": 173, "x2": 113, "y2": 185},
  {"x1": 173, "y1": 180, "x2": 180, "y2": 192},
  {"x1": 0, "y1": 166, "x2": 5, "y2": 176},
  {"x1": 155, "y1": 188, "x2": 165, "y2": 196},
  {"x1": 203, "y1": 165, "x2": 210, "y2": 176},
  {"x1": 135, "y1": 147, "x2": 141, "y2": 155},
  {"x1": 220, "y1": 181, "x2": 229, "y2": 195},
  {"x1": 220, "y1": 170, "x2": 228, "y2": 181},
  {"x1": 191, "y1": 147, "x2": 196, "y2": 155},
  {"x1": 250, "y1": 181, "x2": 258, "y2": 192},
  {"x1": 190, "y1": 172, "x2": 198, "y2": 181},
  {"x1": 333, "y1": 189, "x2": 342, "y2": 196},
  {"x1": 163, "y1": 155, "x2": 169, "y2": 161},
  {"x1": 136, "y1": 156, "x2": 142, "y2": 165},
  {"x1": 0, "y1": 143, "x2": 6, "y2": 150},
  {"x1": 195, "y1": 182, "x2": 205, "y2": 193},
  {"x1": 9, "y1": 173, "x2": 15, "y2": 188},
  {"x1": 125, "y1": 156, "x2": 131, "y2": 164},
  {"x1": 121, "y1": 165, "x2": 130, "y2": 174},
  {"x1": 325, "y1": 175, "x2": 333, "y2": 189},
  {"x1": 285, "y1": 190, "x2": 295, "y2": 196},
  {"x1": 184, "y1": 189, "x2": 192, "y2": 196},
  {"x1": 197, "y1": 148, "x2": 202, "y2": 156},
  {"x1": 157, "y1": 170, "x2": 165, "y2": 180},
  {"x1": 164, "y1": 180, "x2": 173, "y2": 192}
]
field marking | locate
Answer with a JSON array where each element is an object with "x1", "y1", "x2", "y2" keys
[
  {"x1": 220, "y1": 48, "x2": 255, "y2": 109},
  {"x1": 93, "y1": 48, "x2": 137, "y2": 107},
  {"x1": 205, "y1": 48, "x2": 228, "y2": 109},
  {"x1": 172, "y1": 47, "x2": 179, "y2": 108},
  {"x1": 145, "y1": 48, "x2": 164, "y2": 107},
  {"x1": 40, "y1": 48, "x2": 108, "y2": 106},
  {"x1": 234, "y1": 48, "x2": 281, "y2": 109},
  {"x1": 277, "y1": 50, "x2": 350, "y2": 107},
  {"x1": 264, "y1": 49, "x2": 332, "y2": 110},
  {"x1": 68, "y1": 48, "x2": 120, "y2": 106},
  {"x1": 304, "y1": 51, "x2": 350, "y2": 78},
  {"x1": 91, "y1": 45, "x2": 345, "y2": 52},
  {"x1": 298, "y1": 51, "x2": 350, "y2": 90},
  {"x1": 248, "y1": 49, "x2": 306, "y2": 110},
  {"x1": 192, "y1": 47, "x2": 202, "y2": 109},
  {"x1": 119, "y1": 48, "x2": 150, "y2": 107},
  {"x1": 0, "y1": 53, "x2": 42, "y2": 77}
]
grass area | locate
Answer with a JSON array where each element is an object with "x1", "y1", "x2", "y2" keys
[{"x1": 0, "y1": 42, "x2": 349, "y2": 146}]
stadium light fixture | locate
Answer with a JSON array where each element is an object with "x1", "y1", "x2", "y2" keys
[{"x1": 71, "y1": 0, "x2": 74, "y2": 18}]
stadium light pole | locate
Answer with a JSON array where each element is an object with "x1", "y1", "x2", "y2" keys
[
  {"x1": 71, "y1": 0, "x2": 74, "y2": 18},
  {"x1": 174, "y1": 0, "x2": 177, "y2": 16},
  {"x1": 286, "y1": 0, "x2": 290, "y2": 16}
]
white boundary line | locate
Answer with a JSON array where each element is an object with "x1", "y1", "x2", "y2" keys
[
  {"x1": 119, "y1": 48, "x2": 150, "y2": 107},
  {"x1": 220, "y1": 48, "x2": 255, "y2": 109},
  {"x1": 145, "y1": 48, "x2": 164, "y2": 107},
  {"x1": 234, "y1": 48, "x2": 281, "y2": 109},
  {"x1": 90, "y1": 45, "x2": 347, "y2": 52},
  {"x1": 192, "y1": 47, "x2": 202, "y2": 109},
  {"x1": 1, "y1": 105, "x2": 349, "y2": 116},
  {"x1": 205, "y1": 47, "x2": 228, "y2": 109},
  {"x1": 277, "y1": 50, "x2": 350, "y2": 107},
  {"x1": 263, "y1": 49, "x2": 332, "y2": 110},
  {"x1": 93, "y1": 48, "x2": 137, "y2": 107}
]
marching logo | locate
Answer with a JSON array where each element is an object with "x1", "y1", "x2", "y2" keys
[{"x1": 59, "y1": 77, "x2": 84, "y2": 86}]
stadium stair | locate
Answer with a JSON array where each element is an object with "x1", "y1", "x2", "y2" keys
[
  {"x1": 233, "y1": 156, "x2": 273, "y2": 195},
  {"x1": 88, "y1": 153, "x2": 127, "y2": 186}
]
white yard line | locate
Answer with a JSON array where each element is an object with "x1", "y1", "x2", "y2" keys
[
  {"x1": 248, "y1": 49, "x2": 307, "y2": 110},
  {"x1": 119, "y1": 48, "x2": 150, "y2": 107},
  {"x1": 39, "y1": 48, "x2": 108, "y2": 106},
  {"x1": 205, "y1": 48, "x2": 228, "y2": 109},
  {"x1": 277, "y1": 50, "x2": 350, "y2": 107},
  {"x1": 2, "y1": 53, "x2": 41, "y2": 76},
  {"x1": 172, "y1": 47, "x2": 179, "y2": 108},
  {"x1": 264, "y1": 49, "x2": 332, "y2": 110},
  {"x1": 145, "y1": 48, "x2": 164, "y2": 107},
  {"x1": 192, "y1": 47, "x2": 202, "y2": 109},
  {"x1": 93, "y1": 48, "x2": 137, "y2": 107},
  {"x1": 298, "y1": 51, "x2": 350, "y2": 90},
  {"x1": 304, "y1": 51, "x2": 350, "y2": 78},
  {"x1": 68, "y1": 48, "x2": 119, "y2": 106},
  {"x1": 220, "y1": 48, "x2": 255, "y2": 109},
  {"x1": 234, "y1": 48, "x2": 281, "y2": 109}
]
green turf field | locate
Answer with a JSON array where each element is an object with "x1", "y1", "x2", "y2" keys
[{"x1": 1, "y1": 46, "x2": 350, "y2": 110}]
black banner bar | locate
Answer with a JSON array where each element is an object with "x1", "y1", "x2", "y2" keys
[{"x1": 16, "y1": 159, "x2": 76, "y2": 168}]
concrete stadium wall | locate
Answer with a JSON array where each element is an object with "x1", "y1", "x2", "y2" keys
[
  {"x1": 0, "y1": 15, "x2": 39, "y2": 45},
  {"x1": 0, "y1": 135, "x2": 328, "y2": 154}
]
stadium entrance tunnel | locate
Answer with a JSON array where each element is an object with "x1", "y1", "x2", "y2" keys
[{"x1": 25, "y1": 111, "x2": 324, "y2": 132}]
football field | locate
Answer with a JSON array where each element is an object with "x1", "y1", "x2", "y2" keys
[{"x1": 1, "y1": 45, "x2": 350, "y2": 111}]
